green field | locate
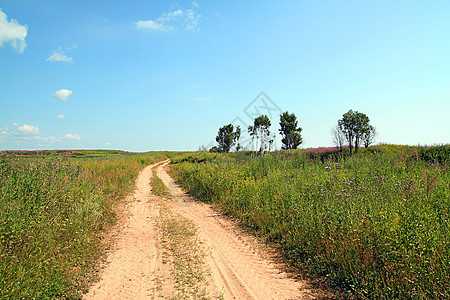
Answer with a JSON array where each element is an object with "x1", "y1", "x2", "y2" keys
[
  {"x1": 171, "y1": 145, "x2": 450, "y2": 299},
  {"x1": 0, "y1": 151, "x2": 167, "y2": 299},
  {"x1": 1, "y1": 145, "x2": 449, "y2": 299}
]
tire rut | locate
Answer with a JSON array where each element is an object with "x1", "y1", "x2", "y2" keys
[
  {"x1": 83, "y1": 162, "x2": 173, "y2": 300},
  {"x1": 84, "y1": 161, "x2": 315, "y2": 299}
]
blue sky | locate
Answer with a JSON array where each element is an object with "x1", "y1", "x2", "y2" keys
[{"x1": 1, "y1": 1, "x2": 449, "y2": 151}]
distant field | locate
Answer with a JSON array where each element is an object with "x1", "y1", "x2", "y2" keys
[
  {"x1": 0, "y1": 151, "x2": 167, "y2": 299},
  {"x1": 172, "y1": 144, "x2": 450, "y2": 299}
]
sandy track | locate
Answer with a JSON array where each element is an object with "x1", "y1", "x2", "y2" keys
[
  {"x1": 84, "y1": 161, "x2": 314, "y2": 299},
  {"x1": 84, "y1": 162, "x2": 173, "y2": 300},
  {"x1": 156, "y1": 162, "x2": 314, "y2": 300}
]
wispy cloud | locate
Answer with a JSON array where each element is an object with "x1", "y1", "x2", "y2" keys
[
  {"x1": 46, "y1": 45, "x2": 77, "y2": 63},
  {"x1": 64, "y1": 133, "x2": 81, "y2": 140},
  {"x1": 1, "y1": 123, "x2": 81, "y2": 147},
  {"x1": 136, "y1": 4, "x2": 200, "y2": 32},
  {"x1": 54, "y1": 89, "x2": 73, "y2": 101},
  {"x1": 136, "y1": 20, "x2": 164, "y2": 31},
  {"x1": 33, "y1": 135, "x2": 61, "y2": 143},
  {"x1": 56, "y1": 114, "x2": 65, "y2": 119},
  {"x1": 214, "y1": 12, "x2": 226, "y2": 21},
  {"x1": 0, "y1": 9, "x2": 28, "y2": 53}
]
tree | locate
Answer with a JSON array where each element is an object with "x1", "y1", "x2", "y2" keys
[
  {"x1": 363, "y1": 125, "x2": 377, "y2": 148},
  {"x1": 248, "y1": 115, "x2": 271, "y2": 157},
  {"x1": 279, "y1": 111, "x2": 303, "y2": 154},
  {"x1": 234, "y1": 125, "x2": 242, "y2": 151},
  {"x1": 338, "y1": 109, "x2": 371, "y2": 154},
  {"x1": 215, "y1": 124, "x2": 241, "y2": 153},
  {"x1": 330, "y1": 124, "x2": 345, "y2": 151},
  {"x1": 353, "y1": 112, "x2": 370, "y2": 153},
  {"x1": 209, "y1": 146, "x2": 220, "y2": 153}
]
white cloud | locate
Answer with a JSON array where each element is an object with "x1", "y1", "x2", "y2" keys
[
  {"x1": 0, "y1": 127, "x2": 8, "y2": 135},
  {"x1": 33, "y1": 135, "x2": 61, "y2": 143},
  {"x1": 46, "y1": 45, "x2": 77, "y2": 62},
  {"x1": 105, "y1": 142, "x2": 112, "y2": 146},
  {"x1": 18, "y1": 124, "x2": 39, "y2": 135},
  {"x1": 54, "y1": 89, "x2": 72, "y2": 101},
  {"x1": 64, "y1": 133, "x2": 81, "y2": 140},
  {"x1": 56, "y1": 114, "x2": 65, "y2": 119},
  {"x1": 136, "y1": 20, "x2": 165, "y2": 31},
  {"x1": 136, "y1": 4, "x2": 200, "y2": 32},
  {"x1": 0, "y1": 9, "x2": 28, "y2": 53},
  {"x1": 46, "y1": 48, "x2": 73, "y2": 63},
  {"x1": 12, "y1": 122, "x2": 18, "y2": 126}
]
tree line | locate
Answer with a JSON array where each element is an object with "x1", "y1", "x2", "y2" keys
[{"x1": 211, "y1": 109, "x2": 376, "y2": 155}]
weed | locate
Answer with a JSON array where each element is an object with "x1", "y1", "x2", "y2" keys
[
  {"x1": 171, "y1": 145, "x2": 450, "y2": 299},
  {"x1": 0, "y1": 152, "x2": 166, "y2": 298}
]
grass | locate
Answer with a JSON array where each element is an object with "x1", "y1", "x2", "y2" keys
[
  {"x1": 171, "y1": 145, "x2": 450, "y2": 299},
  {"x1": 150, "y1": 166, "x2": 170, "y2": 197},
  {"x1": 158, "y1": 204, "x2": 212, "y2": 299},
  {"x1": 0, "y1": 152, "x2": 166, "y2": 299}
]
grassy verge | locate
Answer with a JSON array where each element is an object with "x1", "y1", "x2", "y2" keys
[
  {"x1": 158, "y1": 205, "x2": 212, "y2": 299},
  {"x1": 150, "y1": 166, "x2": 170, "y2": 197},
  {"x1": 0, "y1": 152, "x2": 166, "y2": 299},
  {"x1": 171, "y1": 145, "x2": 450, "y2": 299}
]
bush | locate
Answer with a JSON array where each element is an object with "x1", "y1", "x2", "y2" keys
[{"x1": 419, "y1": 144, "x2": 450, "y2": 164}]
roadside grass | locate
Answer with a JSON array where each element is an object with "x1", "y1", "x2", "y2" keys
[
  {"x1": 150, "y1": 166, "x2": 170, "y2": 197},
  {"x1": 0, "y1": 152, "x2": 166, "y2": 299},
  {"x1": 171, "y1": 145, "x2": 450, "y2": 299},
  {"x1": 157, "y1": 204, "x2": 214, "y2": 299}
]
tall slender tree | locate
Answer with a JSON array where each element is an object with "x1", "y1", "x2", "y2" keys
[
  {"x1": 248, "y1": 115, "x2": 271, "y2": 157},
  {"x1": 331, "y1": 123, "x2": 345, "y2": 152},
  {"x1": 234, "y1": 125, "x2": 242, "y2": 151}
]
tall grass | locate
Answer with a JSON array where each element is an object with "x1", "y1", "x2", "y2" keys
[
  {"x1": 171, "y1": 146, "x2": 450, "y2": 299},
  {"x1": 0, "y1": 153, "x2": 166, "y2": 299}
]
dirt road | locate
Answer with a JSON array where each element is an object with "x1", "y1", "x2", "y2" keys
[{"x1": 84, "y1": 161, "x2": 314, "y2": 299}]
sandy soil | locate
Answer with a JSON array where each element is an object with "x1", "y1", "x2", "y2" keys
[{"x1": 84, "y1": 161, "x2": 315, "y2": 299}]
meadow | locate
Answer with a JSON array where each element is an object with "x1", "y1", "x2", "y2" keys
[
  {"x1": 0, "y1": 151, "x2": 167, "y2": 299},
  {"x1": 171, "y1": 145, "x2": 450, "y2": 299}
]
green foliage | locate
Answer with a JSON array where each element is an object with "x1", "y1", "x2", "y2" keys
[
  {"x1": 171, "y1": 145, "x2": 450, "y2": 299},
  {"x1": 338, "y1": 110, "x2": 373, "y2": 154},
  {"x1": 216, "y1": 124, "x2": 234, "y2": 153},
  {"x1": 419, "y1": 145, "x2": 450, "y2": 164},
  {"x1": 0, "y1": 153, "x2": 166, "y2": 298},
  {"x1": 209, "y1": 146, "x2": 220, "y2": 153},
  {"x1": 248, "y1": 115, "x2": 272, "y2": 155},
  {"x1": 170, "y1": 152, "x2": 219, "y2": 164},
  {"x1": 304, "y1": 146, "x2": 351, "y2": 162},
  {"x1": 214, "y1": 124, "x2": 242, "y2": 153},
  {"x1": 279, "y1": 111, "x2": 303, "y2": 152}
]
